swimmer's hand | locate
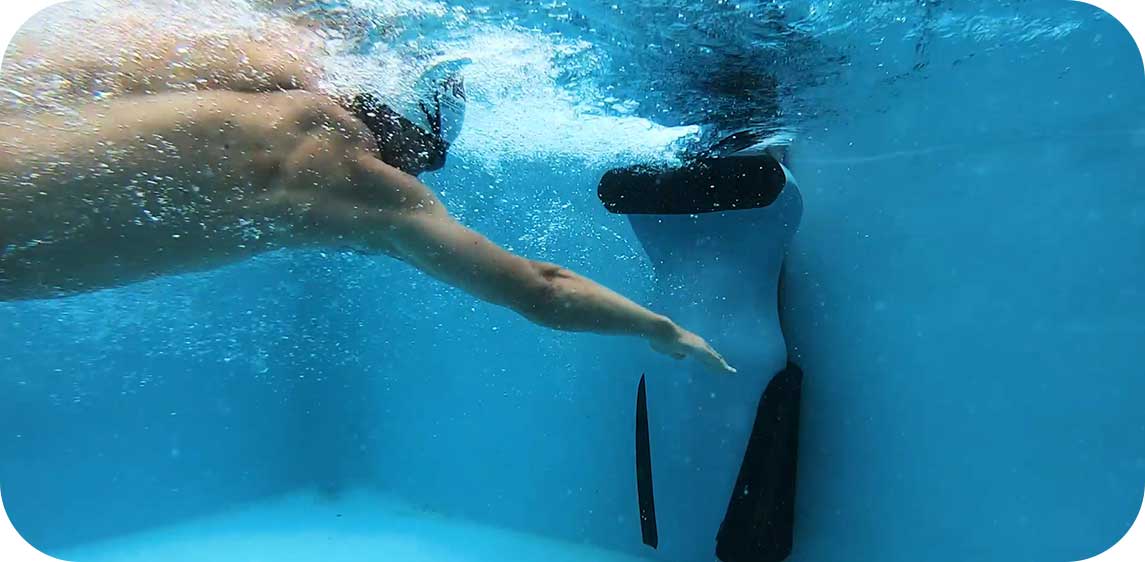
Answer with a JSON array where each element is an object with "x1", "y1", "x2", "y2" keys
[{"x1": 649, "y1": 322, "x2": 736, "y2": 374}]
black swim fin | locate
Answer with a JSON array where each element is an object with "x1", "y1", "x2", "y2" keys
[
  {"x1": 603, "y1": 147, "x2": 801, "y2": 559},
  {"x1": 715, "y1": 363, "x2": 803, "y2": 562},
  {"x1": 635, "y1": 374, "x2": 659, "y2": 549}
]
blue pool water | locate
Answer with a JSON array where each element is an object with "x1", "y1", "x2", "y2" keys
[{"x1": 2, "y1": 1, "x2": 1144, "y2": 561}]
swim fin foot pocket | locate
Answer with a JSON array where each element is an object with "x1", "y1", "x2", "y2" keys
[{"x1": 598, "y1": 153, "x2": 786, "y2": 215}]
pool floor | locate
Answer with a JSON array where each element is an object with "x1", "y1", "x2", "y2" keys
[{"x1": 54, "y1": 489, "x2": 653, "y2": 562}]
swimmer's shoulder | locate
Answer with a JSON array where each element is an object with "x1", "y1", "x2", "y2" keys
[{"x1": 256, "y1": 91, "x2": 375, "y2": 146}]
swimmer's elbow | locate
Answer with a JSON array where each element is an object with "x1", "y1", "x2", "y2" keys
[{"x1": 513, "y1": 261, "x2": 575, "y2": 329}]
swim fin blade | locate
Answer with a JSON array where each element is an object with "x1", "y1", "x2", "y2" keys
[
  {"x1": 635, "y1": 374, "x2": 659, "y2": 549},
  {"x1": 716, "y1": 363, "x2": 803, "y2": 562}
]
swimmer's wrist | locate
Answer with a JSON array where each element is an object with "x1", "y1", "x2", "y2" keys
[{"x1": 643, "y1": 315, "x2": 681, "y2": 343}]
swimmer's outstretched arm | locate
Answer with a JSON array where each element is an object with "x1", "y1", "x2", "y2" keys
[{"x1": 314, "y1": 154, "x2": 735, "y2": 374}]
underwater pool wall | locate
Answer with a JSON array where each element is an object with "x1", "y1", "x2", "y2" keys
[
  {"x1": 0, "y1": 257, "x2": 374, "y2": 552},
  {"x1": 780, "y1": 8, "x2": 1145, "y2": 561},
  {"x1": 2, "y1": 5, "x2": 1142, "y2": 562}
]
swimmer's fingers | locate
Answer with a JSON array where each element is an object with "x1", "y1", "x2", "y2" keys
[
  {"x1": 677, "y1": 330, "x2": 736, "y2": 374},
  {"x1": 649, "y1": 327, "x2": 737, "y2": 374},
  {"x1": 695, "y1": 340, "x2": 737, "y2": 375}
]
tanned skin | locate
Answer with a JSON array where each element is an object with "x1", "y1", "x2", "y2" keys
[{"x1": 0, "y1": 15, "x2": 734, "y2": 373}]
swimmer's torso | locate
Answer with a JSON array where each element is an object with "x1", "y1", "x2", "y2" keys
[
  {"x1": 0, "y1": 90, "x2": 370, "y2": 300},
  {"x1": 0, "y1": 4, "x2": 362, "y2": 299}
]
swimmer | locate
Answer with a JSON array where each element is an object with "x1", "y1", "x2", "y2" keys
[{"x1": 0, "y1": 5, "x2": 735, "y2": 373}]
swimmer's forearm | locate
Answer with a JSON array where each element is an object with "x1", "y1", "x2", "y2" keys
[
  {"x1": 365, "y1": 206, "x2": 678, "y2": 341},
  {"x1": 516, "y1": 261, "x2": 679, "y2": 341}
]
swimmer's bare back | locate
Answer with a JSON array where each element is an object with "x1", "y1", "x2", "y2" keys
[
  {"x1": 0, "y1": 16, "x2": 734, "y2": 373},
  {"x1": 1, "y1": 10, "x2": 322, "y2": 113}
]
